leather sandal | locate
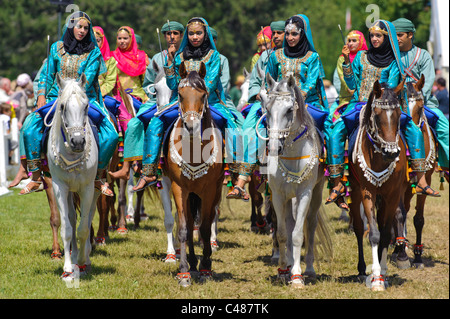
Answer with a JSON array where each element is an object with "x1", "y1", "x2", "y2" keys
[
  {"x1": 226, "y1": 186, "x2": 250, "y2": 202},
  {"x1": 19, "y1": 178, "x2": 44, "y2": 195},
  {"x1": 131, "y1": 175, "x2": 157, "y2": 193},
  {"x1": 416, "y1": 185, "x2": 440, "y2": 197},
  {"x1": 95, "y1": 180, "x2": 114, "y2": 197},
  {"x1": 325, "y1": 184, "x2": 345, "y2": 205}
]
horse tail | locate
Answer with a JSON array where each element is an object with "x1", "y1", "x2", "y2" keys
[
  {"x1": 188, "y1": 192, "x2": 202, "y2": 226},
  {"x1": 307, "y1": 204, "x2": 333, "y2": 263}
]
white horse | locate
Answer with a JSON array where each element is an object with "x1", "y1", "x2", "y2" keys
[
  {"x1": 46, "y1": 73, "x2": 100, "y2": 281},
  {"x1": 260, "y1": 74, "x2": 331, "y2": 288}
]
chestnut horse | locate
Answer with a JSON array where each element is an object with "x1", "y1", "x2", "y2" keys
[
  {"x1": 393, "y1": 75, "x2": 438, "y2": 269},
  {"x1": 348, "y1": 79, "x2": 408, "y2": 291},
  {"x1": 165, "y1": 61, "x2": 224, "y2": 287}
]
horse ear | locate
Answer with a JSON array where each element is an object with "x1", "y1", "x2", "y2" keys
[
  {"x1": 152, "y1": 59, "x2": 161, "y2": 74},
  {"x1": 199, "y1": 62, "x2": 207, "y2": 79},
  {"x1": 179, "y1": 61, "x2": 187, "y2": 79},
  {"x1": 373, "y1": 80, "x2": 382, "y2": 98},
  {"x1": 265, "y1": 72, "x2": 276, "y2": 91},
  {"x1": 414, "y1": 74, "x2": 425, "y2": 92},
  {"x1": 56, "y1": 73, "x2": 65, "y2": 89},
  {"x1": 243, "y1": 67, "x2": 249, "y2": 78},
  {"x1": 393, "y1": 76, "x2": 406, "y2": 95},
  {"x1": 287, "y1": 75, "x2": 296, "y2": 89},
  {"x1": 78, "y1": 73, "x2": 87, "y2": 89}
]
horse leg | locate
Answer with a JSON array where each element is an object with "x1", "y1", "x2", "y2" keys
[
  {"x1": 44, "y1": 176, "x2": 62, "y2": 259},
  {"x1": 249, "y1": 177, "x2": 264, "y2": 233},
  {"x1": 413, "y1": 189, "x2": 426, "y2": 269},
  {"x1": 95, "y1": 195, "x2": 107, "y2": 246},
  {"x1": 117, "y1": 178, "x2": 128, "y2": 233},
  {"x1": 270, "y1": 204, "x2": 279, "y2": 265},
  {"x1": 392, "y1": 200, "x2": 411, "y2": 269},
  {"x1": 52, "y1": 182, "x2": 74, "y2": 278},
  {"x1": 173, "y1": 184, "x2": 190, "y2": 287},
  {"x1": 186, "y1": 194, "x2": 199, "y2": 274},
  {"x1": 133, "y1": 189, "x2": 144, "y2": 229},
  {"x1": 160, "y1": 176, "x2": 176, "y2": 263},
  {"x1": 199, "y1": 199, "x2": 215, "y2": 282},
  {"x1": 76, "y1": 186, "x2": 96, "y2": 274},
  {"x1": 210, "y1": 206, "x2": 219, "y2": 252},
  {"x1": 126, "y1": 172, "x2": 135, "y2": 221},
  {"x1": 272, "y1": 194, "x2": 289, "y2": 284},
  {"x1": 349, "y1": 189, "x2": 366, "y2": 278}
]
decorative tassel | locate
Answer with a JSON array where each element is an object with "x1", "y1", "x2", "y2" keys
[
  {"x1": 411, "y1": 183, "x2": 416, "y2": 195},
  {"x1": 347, "y1": 195, "x2": 352, "y2": 204}
]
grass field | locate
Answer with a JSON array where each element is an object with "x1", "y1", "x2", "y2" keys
[{"x1": 0, "y1": 176, "x2": 448, "y2": 300}]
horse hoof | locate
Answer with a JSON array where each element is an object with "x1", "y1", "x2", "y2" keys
[
  {"x1": 108, "y1": 225, "x2": 118, "y2": 231},
  {"x1": 396, "y1": 258, "x2": 411, "y2": 269},
  {"x1": 117, "y1": 227, "x2": 128, "y2": 234},
  {"x1": 94, "y1": 237, "x2": 106, "y2": 246},
  {"x1": 177, "y1": 273, "x2": 191, "y2": 288},
  {"x1": 211, "y1": 241, "x2": 219, "y2": 252},
  {"x1": 413, "y1": 262, "x2": 424, "y2": 270},
  {"x1": 199, "y1": 270, "x2": 213, "y2": 283},
  {"x1": 367, "y1": 275, "x2": 386, "y2": 291},
  {"x1": 290, "y1": 274, "x2": 305, "y2": 289},
  {"x1": 51, "y1": 251, "x2": 63, "y2": 260},
  {"x1": 164, "y1": 254, "x2": 177, "y2": 263}
]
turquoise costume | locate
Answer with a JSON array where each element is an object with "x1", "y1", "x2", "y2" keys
[
  {"x1": 21, "y1": 13, "x2": 118, "y2": 172},
  {"x1": 140, "y1": 17, "x2": 241, "y2": 177},
  {"x1": 236, "y1": 14, "x2": 329, "y2": 177},
  {"x1": 392, "y1": 18, "x2": 449, "y2": 169},
  {"x1": 325, "y1": 20, "x2": 427, "y2": 178}
]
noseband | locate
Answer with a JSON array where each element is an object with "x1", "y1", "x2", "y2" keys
[{"x1": 178, "y1": 79, "x2": 208, "y2": 124}]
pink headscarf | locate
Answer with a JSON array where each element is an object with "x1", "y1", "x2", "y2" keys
[
  {"x1": 93, "y1": 26, "x2": 112, "y2": 61},
  {"x1": 255, "y1": 26, "x2": 274, "y2": 55},
  {"x1": 112, "y1": 26, "x2": 147, "y2": 77},
  {"x1": 343, "y1": 30, "x2": 368, "y2": 63}
]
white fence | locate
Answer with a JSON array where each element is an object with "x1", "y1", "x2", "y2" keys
[{"x1": 0, "y1": 117, "x2": 20, "y2": 197}]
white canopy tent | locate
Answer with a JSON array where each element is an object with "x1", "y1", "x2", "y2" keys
[{"x1": 429, "y1": 0, "x2": 449, "y2": 87}]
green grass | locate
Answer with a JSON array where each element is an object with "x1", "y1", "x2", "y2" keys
[{"x1": 0, "y1": 176, "x2": 448, "y2": 299}]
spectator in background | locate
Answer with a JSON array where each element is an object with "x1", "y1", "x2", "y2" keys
[
  {"x1": 323, "y1": 79, "x2": 338, "y2": 108},
  {"x1": 0, "y1": 102, "x2": 18, "y2": 164},
  {"x1": 0, "y1": 77, "x2": 13, "y2": 103},
  {"x1": 435, "y1": 77, "x2": 449, "y2": 119},
  {"x1": 8, "y1": 73, "x2": 34, "y2": 128},
  {"x1": 229, "y1": 75, "x2": 245, "y2": 107}
]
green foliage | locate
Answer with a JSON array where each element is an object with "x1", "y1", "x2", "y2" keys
[{"x1": 0, "y1": 0, "x2": 432, "y2": 83}]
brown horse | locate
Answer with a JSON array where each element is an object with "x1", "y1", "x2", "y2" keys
[
  {"x1": 165, "y1": 61, "x2": 224, "y2": 287},
  {"x1": 393, "y1": 75, "x2": 439, "y2": 269},
  {"x1": 347, "y1": 79, "x2": 408, "y2": 291}
]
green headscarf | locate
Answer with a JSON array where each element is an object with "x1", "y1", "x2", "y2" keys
[
  {"x1": 392, "y1": 18, "x2": 416, "y2": 33},
  {"x1": 270, "y1": 20, "x2": 285, "y2": 32},
  {"x1": 161, "y1": 21, "x2": 184, "y2": 33},
  {"x1": 210, "y1": 27, "x2": 218, "y2": 40}
]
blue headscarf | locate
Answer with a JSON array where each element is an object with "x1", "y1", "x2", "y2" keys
[
  {"x1": 282, "y1": 14, "x2": 325, "y2": 79},
  {"x1": 177, "y1": 17, "x2": 217, "y2": 60},
  {"x1": 60, "y1": 11, "x2": 106, "y2": 76},
  {"x1": 367, "y1": 20, "x2": 404, "y2": 75}
]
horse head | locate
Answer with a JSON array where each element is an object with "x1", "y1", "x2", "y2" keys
[
  {"x1": 56, "y1": 73, "x2": 89, "y2": 153},
  {"x1": 147, "y1": 60, "x2": 172, "y2": 108},
  {"x1": 178, "y1": 61, "x2": 209, "y2": 135},
  {"x1": 363, "y1": 78, "x2": 405, "y2": 161},
  {"x1": 264, "y1": 73, "x2": 313, "y2": 156},
  {"x1": 406, "y1": 74, "x2": 425, "y2": 125}
]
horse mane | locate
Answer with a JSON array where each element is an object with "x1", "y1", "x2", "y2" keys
[{"x1": 290, "y1": 81, "x2": 315, "y2": 131}]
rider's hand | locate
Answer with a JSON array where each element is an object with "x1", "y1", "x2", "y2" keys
[{"x1": 342, "y1": 45, "x2": 351, "y2": 65}]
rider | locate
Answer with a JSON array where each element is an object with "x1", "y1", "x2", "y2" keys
[
  {"x1": 109, "y1": 21, "x2": 184, "y2": 180},
  {"x1": 132, "y1": 17, "x2": 241, "y2": 191},
  {"x1": 392, "y1": 18, "x2": 449, "y2": 173},
  {"x1": 227, "y1": 15, "x2": 329, "y2": 200},
  {"x1": 16, "y1": 11, "x2": 118, "y2": 196},
  {"x1": 250, "y1": 26, "x2": 273, "y2": 71},
  {"x1": 325, "y1": 20, "x2": 438, "y2": 209},
  {"x1": 93, "y1": 26, "x2": 118, "y2": 98}
]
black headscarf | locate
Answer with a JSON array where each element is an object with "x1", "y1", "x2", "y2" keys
[
  {"x1": 182, "y1": 18, "x2": 212, "y2": 60},
  {"x1": 63, "y1": 12, "x2": 96, "y2": 55},
  {"x1": 366, "y1": 21, "x2": 395, "y2": 68},
  {"x1": 283, "y1": 16, "x2": 309, "y2": 58}
]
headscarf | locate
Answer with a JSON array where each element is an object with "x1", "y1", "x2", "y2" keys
[
  {"x1": 112, "y1": 26, "x2": 147, "y2": 76},
  {"x1": 161, "y1": 21, "x2": 184, "y2": 33},
  {"x1": 16, "y1": 73, "x2": 32, "y2": 88},
  {"x1": 366, "y1": 20, "x2": 397, "y2": 68},
  {"x1": 210, "y1": 27, "x2": 218, "y2": 40},
  {"x1": 62, "y1": 11, "x2": 96, "y2": 55},
  {"x1": 343, "y1": 30, "x2": 368, "y2": 63},
  {"x1": 181, "y1": 17, "x2": 216, "y2": 60},
  {"x1": 256, "y1": 26, "x2": 273, "y2": 53},
  {"x1": 93, "y1": 26, "x2": 112, "y2": 61},
  {"x1": 283, "y1": 15, "x2": 309, "y2": 58}
]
